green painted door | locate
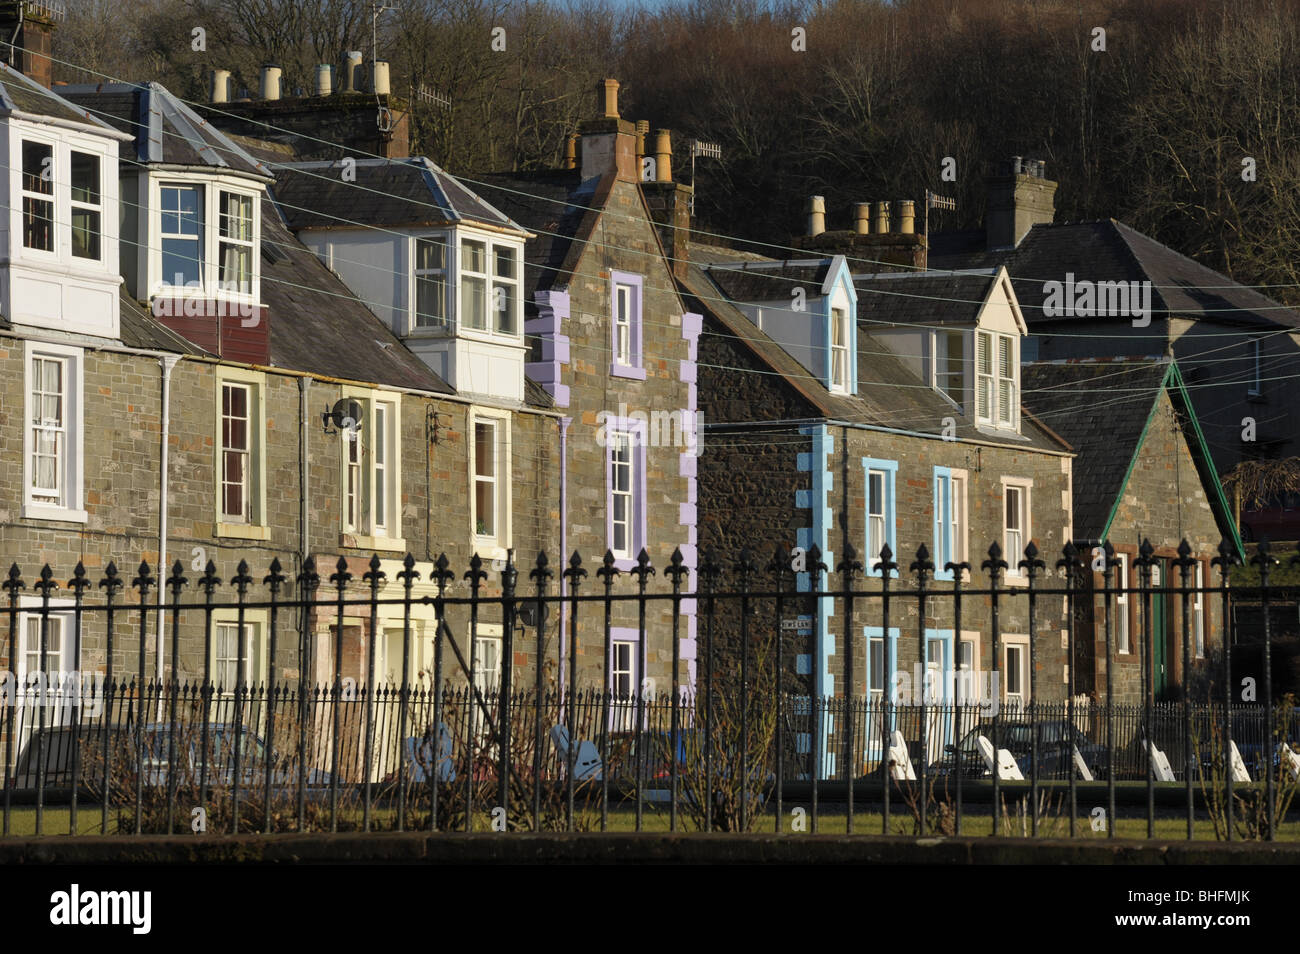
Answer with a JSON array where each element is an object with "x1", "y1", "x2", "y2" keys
[{"x1": 1152, "y1": 559, "x2": 1168, "y2": 698}]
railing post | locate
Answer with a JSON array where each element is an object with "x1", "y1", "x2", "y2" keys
[
  {"x1": 910, "y1": 545, "x2": 933, "y2": 835},
  {"x1": 132, "y1": 561, "x2": 155, "y2": 835},
  {"x1": 1250, "y1": 539, "x2": 1276, "y2": 840},
  {"x1": 328, "y1": 556, "x2": 352, "y2": 833},
  {"x1": 1213, "y1": 540, "x2": 1238, "y2": 842},
  {"x1": 396, "y1": 555, "x2": 419, "y2": 833},
  {"x1": 262, "y1": 558, "x2": 285, "y2": 834},
  {"x1": 230, "y1": 559, "x2": 252, "y2": 835},
  {"x1": 630, "y1": 549, "x2": 655, "y2": 832},
  {"x1": 164, "y1": 561, "x2": 187, "y2": 835},
  {"x1": 500, "y1": 551, "x2": 519, "y2": 830},
  {"x1": 943, "y1": 552, "x2": 971, "y2": 836},
  {"x1": 666, "y1": 547, "x2": 689, "y2": 834},
  {"x1": 596, "y1": 552, "x2": 618, "y2": 832},
  {"x1": 1020, "y1": 542, "x2": 1045, "y2": 836},
  {"x1": 1173, "y1": 540, "x2": 1196, "y2": 839},
  {"x1": 362, "y1": 555, "x2": 385, "y2": 832},
  {"x1": 295, "y1": 557, "x2": 320, "y2": 832},
  {"x1": 34, "y1": 565, "x2": 58, "y2": 836},
  {"x1": 464, "y1": 553, "x2": 486, "y2": 832},
  {"x1": 873, "y1": 544, "x2": 895, "y2": 836},
  {"x1": 429, "y1": 554, "x2": 454, "y2": 832},
  {"x1": 767, "y1": 546, "x2": 791, "y2": 833},
  {"x1": 699, "y1": 549, "x2": 722, "y2": 833},
  {"x1": 1136, "y1": 538, "x2": 1155, "y2": 838},
  {"x1": 2, "y1": 565, "x2": 25, "y2": 836},
  {"x1": 1102, "y1": 542, "x2": 1115, "y2": 839},
  {"x1": 528, "y1": 552, "x2": 551, "y2": 832},
  {"x1": 69, "y1": 562, "x2": 92, "y2": 835},
  {"x1": 735, "y1": 549, "x2": 756, "y2": 832},
  {"x1": 560, "y1": 552, "x2": 584, "y2": 832},
  {"x1": 1056, "y1": 543, "x2": 1079, "y2": 838},
  {"x1": 982, "y1": 543, "x2": 1008, "y2": 836}
]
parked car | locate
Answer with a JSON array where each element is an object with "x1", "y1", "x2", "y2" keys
[{"x1": 933, "y1": 721, "x2": 1109, "y2": 780}]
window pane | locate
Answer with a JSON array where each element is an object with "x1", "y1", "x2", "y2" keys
[
  {"x1": 493, "y1": 281, "x2": 516, "y2": 335},
  {"x1": 417, "y1": 238, "x2": 445, "y2": 272},
  {"x1": 219, "y1": 243, "x2": 252, "y2": 292},
  {"x1": 219, "y1": 192, "x2": 253, "y2": 241},
  {"x1": 475, "y1": 481, "x2": 495, "y2": 536},
  {"x1": 462, "y1": 276, "x2": 486, "y2": 330},
  {"x1": 71, "y1": 152, "x2": 100, "y2": 205},
  {"x1": 162, "y1": 238, "x2": 201, "y2": 286},
  {"x1": 416, "y1": 276, "x2": 446, "y2": 327},
  {"x1": 494, "y1": 246, "x2": 515, "y2": 279},
  {"x1": 71, "y1": 209, "x2": 101, "y2": 260},
  {"x1": 868, "y1": 472, "x2": 883, "y2": 515},
  {"x1": 475, "y1": 423, "x2": 494, "y2": 478},
  {"x1": 462, "y1": 240, "x2": 485, "y2": 273},
  {"x1": 22, "y1": 141, "x2": 53, "y2": 196}
]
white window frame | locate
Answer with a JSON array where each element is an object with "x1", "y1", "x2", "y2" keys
[
  {"x1": 1002, "y1": 634, "x2": 1030, "y2": 708},
  {"x1": 159, "y1": 182, "x2": 204, "y2": 289},
  {"x1": 149, "y1": 172, "x2": 261, "y2": 305},
  {"x1": 1114, "y1": 552, "x2": 1131, "y2": 654},
  {"x1": 469, "y1": 407, "x2": 512, "y2": 557},
  {"x1": 22, "y1": 342, "x2": 86, "y2": 523},
  {"x1": 976, "y1": 330, "x2": 1019, "y2": 429},
  {"x1": 933, "y1": 468, "x2": 969, "y2": 581},
  {"x1": 217, "y1": 190, "x2": 255, "y2": 294},
  {"x1": 209, "y1": 609, "x2": 270, "y2": 697},
  {"x1": 1001, "y1": 478, "x2": 1032, "y2": 580},
  {"x1": 829, "y1": 306, "x2": 850, "y2": 394},
  {"x1": 69, "y1": 149, "x2": 103, "y2": 262},
  {"x1": 615, "y1": 283, "x2": 633, "y2": 366},
  {"x1": 471, "y1": 624, "x2": 503, "y2": 696},
  {"x1": 411, "y1": 233, "x2": 449, "y2": 332},
  {"x1": 612, "y1": 640, "x2": 636, "y2": 699},
  {"x1": 339, "y1": 389, "x2": 405, "y2": 552},
  {"x1": 610, "y1": 430, "x2": 636, "y2": 560},
  {"x1": 214, "y1": 368, "x2": 268, "y2": 540},
  {"x1": 935, "y1": 330, "x2": 966, "y2": 408},
  {"x1": 13, "y1": 598, "x2": 79, "y2": 731},
  {"x1": 19, "y1": 137, "x2": 55, "y2": 255}
]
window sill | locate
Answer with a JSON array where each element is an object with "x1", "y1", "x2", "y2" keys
[
  {"x1": 216, "y1": 522, "x2": 271, "y2": 541},
  {"x1": 458, "y1": 327, "x2": 525, "y2": 347},
  {"x1": 472, "y1": 541, "x2": 510, "y2": 563},
  {"x1": 610, "y1": 364, "x2": 647, "y2": 381},
  {"x1": 22, "y1": 503, "x2": 88, "y2": 525},
  {"x1": 340, "y1": 533, "x2": 407, "y2": 554},
  {"x1": 1002, "y1": 574, "x2": 1029, "y2": 588}
]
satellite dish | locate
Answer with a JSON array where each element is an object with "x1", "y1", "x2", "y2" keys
[
  {"x1": 517, "y1": 602, "x2": 550, "y2": 628},
  {"x1": 330, "y1": 398, "x2": 364, "y2": 432}
]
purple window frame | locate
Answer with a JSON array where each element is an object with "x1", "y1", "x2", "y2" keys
[
  {"x1": 606, "y1": 417, "x2": 647, "y2": 571},
  {"x1": 609, "y1": 270, "x2": 646, "y2": 380}
]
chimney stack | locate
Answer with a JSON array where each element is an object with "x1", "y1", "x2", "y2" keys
[
  {"x1": 211, "y1": 68, "x2": 231, "y2": 104},
  {"x1": 0, "y1": 1, "x2": 60, "y2": 88},
  {"x1": 654, "y1": 130, "x2": 673, "y2": 183},
  {"x1": 807, "y1": 196, "x2": 826, "y2": 236},
  {"x1": 316, "y1": 64, "x2": 333, "y2": 96},
  {"x1": 343, "y1": 51, "x2": 363, "y2": 93},
  {"x1": 896, "y1": 199, "x2": 915, "y2": 234},
  {"x1": 853, "y1": 202, "x2": 871, "y2": 236},
  {"x1": 579, "y1": 78, "x2": 637, "y2": 182},
  {"x1": 371, "y1": 60, "x2": 390, "y2": 96},
  {"x1": 986, "y1": 155, "x2": 1057, "y2": 249},
  {"x1": 260, "y1": 64, "x2": 282, "y2": 101}
]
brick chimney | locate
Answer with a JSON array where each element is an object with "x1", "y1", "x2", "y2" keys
[
  {"x1": 985, "y1": 156, "x2": 1057, "y2": 249},
  {"x1": 0, "y1": 1, "x2": 63, "y2": 88},
  {"x1": 642, "y1": 128, "x2": 694, "y2": 279},
  {"x1": 578, "y1": 79, "x2": 637, "y2": 182},
  {"x1": 793, "y1": 198, "x2": 927, "y2": 272}
]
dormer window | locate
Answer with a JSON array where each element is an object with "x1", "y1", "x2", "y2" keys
[
  {"x1": 457, "y1": 237, "x2": 519, "y2": 337},
  {"x1": 830, "y1": 307, "x2": 850, "y2": 392},
  {"x1": 152, "y1": 177, "x2": 260, "y2": 300},
  {"x1": 493, "y1": 246, "x2": 518, "y2": 335},
  {"x1": 70, "y1": 153, "x2": 102, "y2": 261},
  {"x1": 461, "y1": 239, "x2": 488, "y2": 330},
  {"x1": 976, "y1": 330, "x2": 1018, "y2": 429}
]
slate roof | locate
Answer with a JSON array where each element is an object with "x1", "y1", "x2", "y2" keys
[
  {"x1": 273, "y1": 159, "x2": 528, "y2": 235},
  {"x1": 1021, "y1": 358, "x2": 1171, "y2": 538},
  {"x1": 0, "y1": 64, "x2": 125, "y2": 132},
  {"x1": 681, "y1": 264, "x2": 1068, "y2": 453},
  {"x1": 705, "y1": 261, "x2": 833, "y2": 302},
  {"x1": 472, "y1": 169, "x2": 603, "y2": 303},
  {"x1": 61, "y1": 82, "x2": 272, "y2": 180},
  {"x1": 118, "y1": 290, "x2": 208, "y2": 355},
  {"x1": 929, "y1": 220, "x2": 1299, "y2": 330},
  {"x1": 854, "y1": 271, "x2": 996, "y2": 327},
  {"x1": 258, "y1": 195, "x2": 453, "y2": 392}
]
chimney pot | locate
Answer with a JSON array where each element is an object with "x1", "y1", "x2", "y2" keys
[
  {"x1": 564, "y1": 133, "x2": 578, "y2": 170},
  {"x1": 635, "y1": 120, "x2": 649, "y2": 162},
  {"x1": 853, "y1": 202, "x2": 871, "y2": 235},
  {"x1": 210, "y1": 68, "x2": 231, "y2": 104},
  {"x1": 807, "y1": 196, "x2": 826, "y2": 237},
  {"x1": 372, "y1": 60, "x2": 390, "y2": 96},
  {"x1": 599, "y1": 78, "x2": 620, "y2": 119},
  {"x1": 260, "y1": 64, "x2": 282, "y2": 101},
  {"x1": 344, "y1": 51, "x2": 363, "y2": 93},
  {"x1": 654, "y1": 129, "x2": 672, "y2": 183},
  {"x1": 316, "y1": 64, "x2": 333, "y2": 96},
  {"x1": 872, "y1": 200, "x2": 890, "y2": 235},
  {"x1": 896, "y1": 199, "x2": 915, "y2": 234}
]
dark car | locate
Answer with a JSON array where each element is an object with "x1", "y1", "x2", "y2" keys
[{"x1": 934, "y1": 721, "x2": 1109, "y2": 780}]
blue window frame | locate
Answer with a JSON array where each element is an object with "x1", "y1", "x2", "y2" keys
[{"x1": 862, "y1": 458, "x2": 898, "y2": 575}]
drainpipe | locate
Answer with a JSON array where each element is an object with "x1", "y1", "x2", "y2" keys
[
  {"x1": 299, "y1": 377, "x2": 311, "y2": 682},
  {"x1": 156, "y1": 354, "x2": 180, "y2": 717},
  {"x1": 558, "y1": 417, "x2": 570, "y2": 697}
]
